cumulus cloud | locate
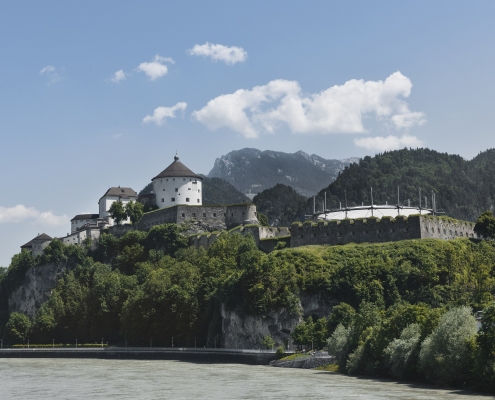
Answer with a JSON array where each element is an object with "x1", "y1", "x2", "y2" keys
[
  {"x1": 136, "y1": 55, "x2": 175, "y2": 80},
  {"x1": 188, "y1": 42, "x2": 247, "y2": 65},
  {"x1": 143, "y1": 102, "x2": 187, "y2": 126},
  {"x1": 193, "y1": 72, "x2": 426, "y2": 138},
  {"x1": 39, "y1": 65, "x2": 64, "y2": 85},
  {"x1": 354, "y1": 134, "x2": 424, "y2": 152},
  {"x1": 110, "y1": 69, "x2": 126, "y2": 83},
  {"x1": 0, "y1": 205, "x2": 67, "y2": 226}
]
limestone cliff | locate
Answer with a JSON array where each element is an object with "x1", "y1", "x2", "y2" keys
[
  {"x1": 221, "y1": 292, "x2": 333, "y2": 349},
  {"x1": 8, "y1": 263, "x2": 69, "y2": 319}
]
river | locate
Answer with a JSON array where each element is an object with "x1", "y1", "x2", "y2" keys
[{"x1": 0, "y1": 359, "x2": 492, "y2": 399}]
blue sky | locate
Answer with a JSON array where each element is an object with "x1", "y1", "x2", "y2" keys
[{"x1": 1, "y1": 1, "x2": 495, "y2": 267}]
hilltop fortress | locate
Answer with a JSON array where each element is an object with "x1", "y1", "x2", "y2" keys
[{"x1": 20, "y1": 155, "x2": 478, "y2": 257}]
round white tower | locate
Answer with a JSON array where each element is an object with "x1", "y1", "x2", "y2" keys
[{"x1": 152, "y1": 154, "x2": 203, "y2": 208}]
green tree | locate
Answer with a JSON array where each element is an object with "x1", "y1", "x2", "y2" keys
[
  {"x1": 6, "y1": 312, "x2": 31, "y2": 343},
  {"x1": 145, "y1": 224, "x2": 188, "y2": 256},
  {"x1": 262, "y1": 334, "x2": 275, "y2": 349},
  {"x1": 257, "y1": 212, "x2": 269, "y2": 227},
  {"x1": 109, "y1": 201, "x2": 127, "y2": 225},
  {"x1": 327, "y1": 303, "x2": 356, "y2": 334},
  {"x1": 474, "y1": 211, "x2": 495, "y2": 239},
  {"x1": 419, "y1": 306, "x2": 477, "y2": 386},
  {"x1": 125, "y1": 201, "x2": 144, "y2": 225}
]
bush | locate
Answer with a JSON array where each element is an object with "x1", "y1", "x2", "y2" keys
[
  {"x1": 276, "y1": 345, "x2": 285, "y2": 358},
  {"x1": 419, "y1": 306, "x2": 477, "y2": 386},
  {"x1": 262, "y1": 335, "x2": 275, "y2": 349},
  {"x1": 327, "y1": 323, "x2": 350, "y2": 363},
  {"x1": 384, "y1": 323, "x2": 421, "y2": 379}
]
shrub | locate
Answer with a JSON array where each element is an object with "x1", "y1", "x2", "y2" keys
[
  {"x1": 327, "y1": 323, "x2": 350, "y2": 363},
  {"x1": 276, "y1": 345, "x2": 285, "y2": 358},
  {"x1": 384, "y1": 323, "x2": 421, "y2": 379},
  {"x1": 419, "y1": 306, "x2": 477, "y2": 386}
]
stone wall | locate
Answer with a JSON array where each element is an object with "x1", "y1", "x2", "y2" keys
[
  {"x1": 58, "y1": 227, "x2": 101, "y2": 250},
  {"x1": 290, "y1": 215, "x2": 477, "y2": 248}
]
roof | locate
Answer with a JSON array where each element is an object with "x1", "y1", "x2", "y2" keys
[
  {"x1": 152, "y1": 154, "x2": 203, "y2": 181},
  {"x1": 318, "y1": 205, "x2": 433, "y2": 221},
  {"x1": 21, "y1": 233, "x2": 53, "y2": 248},
  {"x1": 99, "y1": 187, "x2": 137, "y2": 202},
  {"x1": 71, "y1": 214, "x2": 99, "y2": 221}
]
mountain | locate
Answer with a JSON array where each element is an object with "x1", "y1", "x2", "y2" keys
[
  {"x1": 208, "y1": 148, "x2": 359, "y2": 199},
  {"x1": 253, "y1": 184, "x2": 307, "y2": 226},
  {"x1": 305, "y1": 148, "x2": 495, "y2": 222},
  {"x1": 138, "y1": 176, "x2": 250, "y2": 206}
]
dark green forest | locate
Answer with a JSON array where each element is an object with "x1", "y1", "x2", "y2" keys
[
  {"x1": 253, "y1": 184, "x2": 307, "y2": 226},
  {"x1": 307, "y1": 148, "x2": 495, "y2": 222}
]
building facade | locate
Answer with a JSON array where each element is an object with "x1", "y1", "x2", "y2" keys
[
  {"x1": 98, "y1": 187, "x2": 137, "y2": 226},
  {"x1": 152, "y1": 154, "x2": 203, "y2": 208}
]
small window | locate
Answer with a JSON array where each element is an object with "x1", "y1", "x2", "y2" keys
[
  {"x1": 175, "y1": 188, "x2": 178, "y2": 192},
  {"x1": 188, "y1": 188, "x2": 191, "y2": 190},
  {"x1": 242, "y1": 212, "x2": 245, "y2": 216},
  {"x1": 166, "y1": 179, "x2": 168, "y2": 181},
  {"x1": 186, "y1": 198, "x2": 190, "y2": 202},
  {"x1": 213, "y1": 213, "x2": 217, "y2": 217},
  {"x1": 182, "y1": 213, "x2": 185, "y2": 217},
  {"x1": 198, "y1": 189, "x2": 201, "y2": 193},
  {"x1": 231, "y1": 213, "x2": 234, "y2": 217},
  {"x1": 183, "y1": 178, "x2": 185, "y2": 181},
  {"x1": 203, "y1": 213, "x2": 206, "y2": 217},
  {"x1": 173, "y1": 178, "x2": 175, "y2": 181},
  {"x1": 197, "y1": 199, "x2": 200, "y2": 203},
  {"x1": 161, "y1": 198, "x2": 164, "y2": 203},
  {"x1": 171, "y1": 197, "x2": 175, "y2": 202},
  {"x1": 163, "y1": 189, "x2": 165, "y2": 191},
  {"x1": 192, "y1": 213, "x2": 196, "y2": 217}
]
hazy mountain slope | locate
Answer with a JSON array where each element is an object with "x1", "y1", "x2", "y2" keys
[
  {"x1": 208, "y1": 148, "x2": 358, "y2": 198},
  {"x1": 304, "y1": 148, "x2": 495, "y2": 222},
  {"x1": 253, "y1": 184, "x2": 307, "y2": 226}
]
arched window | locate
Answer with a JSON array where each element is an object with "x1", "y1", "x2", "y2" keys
[
  {"x1": 186, "y1": 198, "x2": 190, "y2": 202},
  {"x1": 171, "y1": 198, "x2": 175, "y2": 202}
]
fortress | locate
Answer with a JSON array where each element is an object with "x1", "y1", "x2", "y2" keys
[{"x1": 20, "y1": 155, "x2": 478, "y2": 257}]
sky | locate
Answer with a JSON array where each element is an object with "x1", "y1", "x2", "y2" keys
[{"x1": 1, "y1": 1, "x2": 495, "y2": 267}]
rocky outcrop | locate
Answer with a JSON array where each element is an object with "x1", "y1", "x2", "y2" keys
[
  {"x1": 8, "y1": 263, "x2": 69, "y2": 319},
  {"x1": 221, "y1": 292, "x2": 334, "y2": 349}
]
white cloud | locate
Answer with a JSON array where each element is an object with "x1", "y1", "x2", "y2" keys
[
  {"x1": 188, "y1": 42, "x2": 247, "y2": 65},
  {"x1": 0, "y1": 205, "x2": 67, "y2": 226},
  {"x1": 110, "y1": 69, "x2": 126, "y2": 83},
  {"x1": 39, "y1": 65, "x2": 55, "y2": 75},
  {"x1": 112, "y1": 133, "x2": 123, "y2": 139},
  {"x1": 193, "y1": 72, "x2": 426, "y2": 138},
  {"x1": 136, "y1": 55, "x2": 175, "y2": 80},
  {"x1": 143, "y1": 102, "x2": 188, "y2": 126},
  {"x1": 354, "y1": 134, "x2": 424, "y2": 152},
  {"x1": 39, "y1": 65, "x2": 64, "y2": 85}
]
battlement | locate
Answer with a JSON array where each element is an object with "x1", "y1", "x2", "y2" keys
[{"x1": 290, "y1": 215, "x2": 477, "y2": 247}]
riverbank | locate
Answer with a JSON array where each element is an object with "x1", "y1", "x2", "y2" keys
[{"x1": 0, "y1": 347, "x2": 279, "y2": 365}]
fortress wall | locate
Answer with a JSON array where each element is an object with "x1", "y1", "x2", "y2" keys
[
  {"x1": 175, "y1": 205, "x2": 227, "y2": 226},
  {"x1": 137, "y1": 207, "x2": 180, "y2": 230},
  {"x1": 59, "y1": 228, "x2": 101, "y2": 249},
  {"x1": 108, "y1": 224, "x2": 135, "y2": 237},
  {"x1": 225, "y1": 204, "x2": 257, "y2": 229},
  {"x1": 419, "y1": 217, "x2": 477, "y2": 240},
  {"x1": 289, "y1": 215, "x2": 476, "y2": 248}
]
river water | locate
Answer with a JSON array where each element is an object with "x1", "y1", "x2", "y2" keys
[{"x1": 0, "y1": 359, "x2": 493, "y2": 399}]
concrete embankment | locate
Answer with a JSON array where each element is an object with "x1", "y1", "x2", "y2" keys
[{"x1": 0, "y1": 348, "x2": 278, "y2": 365}]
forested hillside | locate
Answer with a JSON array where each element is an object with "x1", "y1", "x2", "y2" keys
[
  {"x1": 253, "y1": 184, "x2": 307, "y2": 226},
  {"x1": 306, "y1": 148, "x2": 495, "y2": 221}
]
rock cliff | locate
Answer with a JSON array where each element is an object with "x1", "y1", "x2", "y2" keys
[
  {"x1": 8, "y1": 262, "x2": 69, "y2": 319},
  {"x1": 221, "y1": 292, "x2": 334, "y2": 349}
]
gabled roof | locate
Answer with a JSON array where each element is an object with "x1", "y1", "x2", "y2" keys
[
  {"x1": 99, "y1": 187, "x2": 137, "y2": 203},
  {"x1": 71, "y1": 214, "x2": 99, "y2": 221},
  {"x1": 21, "y1": 233, "x2": 52, "y2": 248},
  {"x1": 152, "y1": 154, "x2": 203, "y2": 181}
]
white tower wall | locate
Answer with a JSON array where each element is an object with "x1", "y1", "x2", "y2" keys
[{"x1": 153, "y1": 177, "x2": 202, "y2": 208}]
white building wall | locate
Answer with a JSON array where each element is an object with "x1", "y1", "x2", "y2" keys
[
  {"x1": 153, "y1": 177, "x2": 202, "y2": 209},
  {"x1": 98, "y1": 196, "x2": 135, "y2": 226},
  {"x1": 71, "y1": 218, "x2": 98, "y2": 233}
]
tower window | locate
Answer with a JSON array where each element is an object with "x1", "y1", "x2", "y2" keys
[
  {"x1": 198, "y1": 189, "x2": 201, "y2": 193},
  {"x1": 203, "y1": 213, "x2": 206, "y2": 217},
  {"x1": 173, "y1": 178, "x2": 175, "y2": 181},
  {"x1": 197, "y1": 199, "x2": 200, "y2": 203},
  {"x1": 171, "y1": 198, "x2": 175, "y2": 202},
  {"x1": 186, "y1": 198, "x2": 190, "y2": 202},
  {"x1": 175, "y1": 188, "x2": 178, "y2": 192},
  {"x1": 183, "y1": 178, "x2": 185, "y2": 181},
  {"x1": 163, "y1": 189, "x2": 165, "y2": 191},
  {"x1": 188, "y1": 188, "x2": 191, "y2": 190},
  {"x1": 161, "y1": 198, "x2": 164, "y2": 203}
]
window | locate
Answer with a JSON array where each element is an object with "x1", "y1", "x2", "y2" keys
[
  {"x1": 242, "y1": 212, "x2": 245, "y2": 216},
  {"x1": 203, "y1": 213, "x2": 206, "y2": 217},
  {"x1": 192, "y1": 213, "x2": 196, "y2": 217},
  {"x1": 198, "y1": 189, "x2": 201, "y2": 193},
  {"x1": 163, "y1": 189, "x2": 165, "y2": 191},
  {"x1": 213, "y1": 213, "x2": 217, "y2": 217},
  {"x1": 175, "y1": 188, "x2": 178, "y2": 192},
  {"x1": 171, "y1": 198, "x2": 175, "y2": 202},
  {"x1": 183, "y1": 178, "x2": 185, "y2": 181},
  {"x1": 161, "y1": 198, "x2": 164, "y2": 203},
  {"x1": 173, "y1": 178, "x2": 175, "y2": 181},
  {"x1": 182, "y1": 213, "x2": 185, "y2": 217},
  {"x1": 166, "y1": 179, "x2": 168, "y2": 181},
  {"x1": 197, "y1": 199, "x2": 200, "y2": 203},
  {"x1": 186, "y1": 198, "x2": 190, "y2": 202},
  {"x1": 188, "y1": 188, "x2": 191, "y2": 190}
]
